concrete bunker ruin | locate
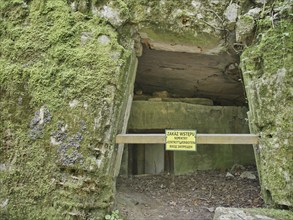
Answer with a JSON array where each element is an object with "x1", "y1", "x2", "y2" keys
[{"x1": 119, "y1": 33, "x2": 256, "y2": 176}]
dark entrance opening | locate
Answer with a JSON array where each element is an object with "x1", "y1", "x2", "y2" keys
[{"x1": 120, "y1": 39, "x2": 255, "y2": 176}]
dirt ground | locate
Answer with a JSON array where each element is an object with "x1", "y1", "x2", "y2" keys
[{"x1": 115, "y1": 167, "x2": 264, "y2": 220}]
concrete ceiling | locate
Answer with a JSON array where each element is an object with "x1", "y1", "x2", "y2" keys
[{"x1": 135, "y1": 45, "x2": 246, "y2": 106}]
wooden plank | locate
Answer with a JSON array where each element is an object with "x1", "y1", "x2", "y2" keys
[
  {"x1": 116, "y1": 134, "x2": 165, "y2": 144},
  {"x1": 112, "y1": 54, "x2": 138, "y2": 177},
  {"x1": 116, "y1": 134, "x2": 259, "y2": 145},
  {"x1": 197, "y1": 134, "x2": 259, "y2": 144}
]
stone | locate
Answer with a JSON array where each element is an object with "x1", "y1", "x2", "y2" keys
[
  {"x1": 70, "y1": 1, "x2": 77, "y2": 11},
  {"x1": 213, "y1": 207, "x2": 276, "y2": 220},
  {"x1": 209, "y1": 0, "x2": 220, "y2": 5},
  {"x1": 252, "y1": 0, "x2": 268, "y2": 5},
  {"x1": 191, "y1": 1, "x2": 201, "y2": 8},
  {"x1": 236, "y1": 15, "x2": 255, "y2": 44},
  {"x1": 224, "y1": 3, "x2": 240, "y2": 30},
  {"x1": 69, "y1": 99, "x2": 79, "y2": 108},
  {"x1": 0, "y1": 199, "x2": 9, "y2": 208},
  {"x1": 240, "y1": 171, "x2": 257, "y2": 180},
  {"x1": 152, "y1": 91, "x2": 170, "y2": 98},
  {"x1": 241, "y1": 17, "x2": 293, "y2": 207},
  {"x1": 50, "y1": 137, "x2": 61, "y2": 146},
  {"x1": 246, "y1": 8, "x2": 262, "y2": 19},
  {"x1": 80, "y1": 32, "x2": 93, "y2": 45},
  {"x1": 111, "y1": 51, "x2": 121, "y2": 60},
  {"x1": 231, "y1": 164, "x2": 245, "y2": 174},
  {"x1": 206, "y1": 207, "x2": 215, "y2": 212},
  {"x1": 0, "y1": 164, "x2": 7, "y2": 172},
  {"x1": 98, "y1": 5, "x2": 123, "y2": 27},
  {"x1": 98, "y1": 35, "x2": 111, "y2": 45},
  {"x1": 226, "y1": 172, "x2": 234, "y2": 178}
]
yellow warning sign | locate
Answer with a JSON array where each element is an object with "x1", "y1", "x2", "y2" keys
[{"x1": 165, "y1": 130, "x2": 197, "y2": 151}]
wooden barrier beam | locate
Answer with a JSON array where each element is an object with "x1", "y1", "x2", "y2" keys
[{"x1": 116, "y1": 134, "x2": 259, "y2": 145}]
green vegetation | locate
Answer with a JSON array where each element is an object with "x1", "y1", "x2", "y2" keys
[
  {"x1": 105, "y1": 210, "x2": 123, "y2": 220},
  {"x1": 241, "y1": 4, "x2": 293, "y2": 208},
  {"x1": 0, "y1": 0, "x2": 133, "y2": 219},
  {"x1": 246, "y1": 208, "x2": 293, "y2": 220}
]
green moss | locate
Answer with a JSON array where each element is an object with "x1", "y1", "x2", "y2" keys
[
  {"x1": 246, "y1": 208, "x2": 293, "y2": 220},
  {"x1": 140, "y1": 26, "x2": 220, "y2": 48},
  {"x1": 0, "y1": 0, "x2": 134, "y2": 219},
  {"x1": 241, "y1": 15, "x2": 293, "y2": 208},
  {"x1": 125, "y1": 0, "x2": 225, "y2": 48},
  {"x1": 0, "y1": 0, "x2": 130, "y2": 109}
]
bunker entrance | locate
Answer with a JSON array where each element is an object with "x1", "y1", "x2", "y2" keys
[{"x1": 120, "y1": 39, "x2": 256, "y2": 176}]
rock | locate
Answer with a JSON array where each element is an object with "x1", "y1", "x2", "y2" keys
[
  {"x1": 50, "y1": 137, "x2": 61, "y2": 146},
  {"x1": 135, "y1": 89, "x2": 143, "y2": 95},
  {"x1": 224, "y1": 63, "x2": 241, "y2": 81},
  {"x1": 214, "y1": 207, "x2": 249, "y2": 220},
  {"x1": 98, "y1": 35, "x2": 111, "y2": 45},
  {"x1": 240, "y1": 171, "x2": 257, "y2": 180},
  {"x1": 0, "y1": 163, "x2": 5, "y2": 171},
  {"x1": 111, "y1": 51, "x2": 121, "y2": 60},
  {"x1": 252, "y1": 0, "x2": 268, "y2": 6},
  {"x1": 213, "y1": 207, "x2": 276, "y2": 220},
  {"x1": 0, "y1": 199, "x2": 9, "y2": 208},
  {"x1": 208, "y1": 0, "x2": 220, "y2": 5},
  {"x1": 206, "y1": 207, "x2": 215, "y2": 213},
  {"x1": 191, "y1": 1, "x2": 201, "y2": 8},
  {"x1": 231, "y1": 164, "x2": 245, "y2": 174},
  {"x1": 80, "y1": 32, "x2": 93, "y2": 45},
  {"x1": 169, "y1": 201, "x2": 176, "y2": 206},
  {"x1": 69, "y1": 99, "x2": 79, "y2": 108},
  {"x1": 224, "y1": 3, "x2": 240, "y2": 30},
  {"x1": 0, "y1": 163, "x2": 13, "y2": 172},
  {"x1": 98, "y1": 5, "x2": 124, "y2": 27},
  {"x1": 153, "y1": 91, "x2": 170, "y2": 98},
  {"x1": 235, "y1": 15, "x2": 255, "y2": 44},
  {"x1": 246, "y1": 8, "x2": 262, "y2": 19},
  {"x1": 226, "y1": 172, "x2": 234, "y2": 178},
  {"x1": 70, "y1": 1, "x2": 77, "y2": 12}
]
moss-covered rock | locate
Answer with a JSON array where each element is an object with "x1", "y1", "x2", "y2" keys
[
  {"x1": 124, "y1": 0, "x2": 231, "y2": 49},
  {"x1": 241, "y1": 6, "x2": 293, "y2": 208},
  {"x1": 0, "y1": 0, "x2": 136, "y2": 219}
]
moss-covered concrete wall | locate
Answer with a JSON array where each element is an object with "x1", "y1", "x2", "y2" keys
[
  {"x1": 1, "y1": 0, "x2": 292, "y2": 218},
  {"x1": 0, "y1": 0, "x2": 137, "y2": 219},
  {"x1": 240, "y1": 1, "x2": 293, "y2": 208},
  {"x1": 0, "y1": 1, "x2": 238, "y2": 218}
]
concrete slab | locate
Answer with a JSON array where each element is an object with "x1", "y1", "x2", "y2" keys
[{"x1": 213, "y1": 207, "x2": 293, "y2": 220}]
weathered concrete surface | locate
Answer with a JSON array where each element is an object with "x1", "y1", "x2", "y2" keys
[
  {"x1": 1, "y1": 0, "x2": 293, "y2": 218},
  {"x1": 131, "y1": 0, "x2": 246, "y2": 106},
  {"x1": 213, "y1": 207, "x2": 293, "y2": 220},
  {"x1": 1, "y1": 0, "x2": 239, "y2": 217},
  {"x1": 136, "y1": 46, "x2": 245, "y2": 105},
  {"x1": 125, "y1": 101, "x2": 255, "y2": 174}
]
